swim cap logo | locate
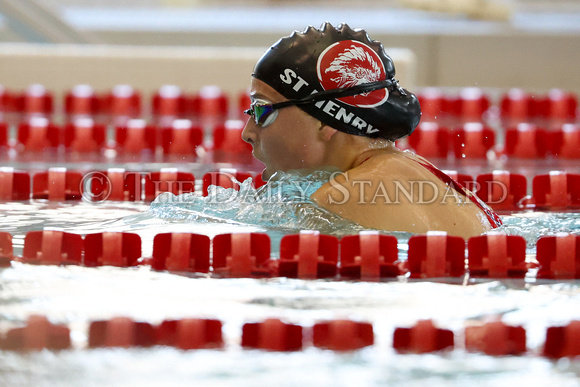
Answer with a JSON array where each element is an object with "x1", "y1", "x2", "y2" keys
[{"x1": 317, "y1": 40, "x2": 388, "y2": 108}]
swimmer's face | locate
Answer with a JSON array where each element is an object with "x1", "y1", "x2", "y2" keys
[{"x1": 242, "y1": 78, "x2": 328, "y2": 181}]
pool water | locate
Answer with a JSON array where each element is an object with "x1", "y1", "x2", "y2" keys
[
  {"x1": 1, "y1": 84, "x2": 580, "y2": 386},
  {"x1": 1, "y1": 165, "x2": 580, "y2": 386}
]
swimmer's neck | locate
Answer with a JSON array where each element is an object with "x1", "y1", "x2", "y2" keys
[{"x1": 350, "y1": 142, "x2": 399, "y2": 169}]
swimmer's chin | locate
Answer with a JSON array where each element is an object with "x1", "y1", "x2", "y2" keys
[{"x1": 261, "y1": 169, "x2": 273, "y2": 181}]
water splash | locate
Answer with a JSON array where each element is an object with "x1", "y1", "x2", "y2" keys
[
  {"x1": 147, "y1": 168, "x2": 366, "y2": 236},
  {"x1": 146, "y1": 168, "x2": 580, "y2": 247},
  {"x1": 501, "y1": 212, "x2": 580, "y2": 249}
]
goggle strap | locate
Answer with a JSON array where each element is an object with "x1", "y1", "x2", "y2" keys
[
  {"x1": 243, "y1": 78, "x2": 403, "y2": 123},
  {"x1": 271, "y1": 78, "x2": 401, "y2": 110}
]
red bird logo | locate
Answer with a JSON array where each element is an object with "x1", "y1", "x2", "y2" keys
[
  {"x1": 325, "y1": 45, "x2": 382, "y2": 96},
  {"x1": 317, "y1": 40, "x2": 388, "y2": 108}
]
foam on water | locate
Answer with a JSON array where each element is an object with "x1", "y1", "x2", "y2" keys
[
  {"x1": 502, "y1": 212, "x2": 580, "y2": 247},
  {"x1": 147, "y1": 169, "x2": 363, "y2": 234}
]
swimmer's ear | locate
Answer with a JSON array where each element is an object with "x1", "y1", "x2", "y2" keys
[{"x1": 319, "y1": 124, "x2": 338, "y2": 142}]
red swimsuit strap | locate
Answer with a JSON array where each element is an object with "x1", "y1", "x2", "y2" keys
[{"x1": 402, "y1": 154, "x2": 503, "y2": 229}]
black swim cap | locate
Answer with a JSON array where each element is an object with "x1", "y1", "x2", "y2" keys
[{"x1": 252, "y1": 22, "x2": 421, "y2": 141}]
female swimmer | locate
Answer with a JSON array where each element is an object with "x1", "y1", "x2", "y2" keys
[{"x1": 241, "y1": 23, "x2": 501, "y2": 239}]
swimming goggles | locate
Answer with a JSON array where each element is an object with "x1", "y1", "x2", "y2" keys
[{"x1": 244, "y1": 78, "x2": 403, "y2": 128}]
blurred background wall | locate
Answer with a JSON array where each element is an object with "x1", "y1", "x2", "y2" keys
[{"x1": 0, "y1": 0, "x2": 578, "y2": 96}]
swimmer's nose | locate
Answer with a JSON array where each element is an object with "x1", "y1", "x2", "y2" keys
[{"x1": 242, "y1": 119, "x2": 258, "y2": 145}]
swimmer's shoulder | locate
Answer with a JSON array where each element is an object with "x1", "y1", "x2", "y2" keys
[
  {"x1": 311, "y1": 150, "x2": 433, "y2": 211},
  {"x1": 310, "y1": 149, "x2": 492, "y2": 235},
  {"x1": 310, "y1": 150, "x2": 434, "y2": 233}
]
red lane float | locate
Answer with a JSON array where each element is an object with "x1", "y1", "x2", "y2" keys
[
  {"x1": 0, "y1": 86, "x2": 16, "y2": 114},
  {"x1": 64, "y1": 84, "x2": 100, "y2": 118},
  {"x1": 213, "y1": 119, "x2": 248, "y2": 152},
  {"x1": 533, "y1": 172, "x2": 580, "y2": 209},
  {"x1": 0, "y1": 167, "x2": 31, "y2": 200},
  {"x1": 32, "y1": 167, "x2": 83, "y2": 201},
  {"x1": 212, "y1": 233, "x2": 272, "y2": 277},
  {"x1": 157, "y1": 318, "x2": 224, "y2": 350},
  {"x1": 313, "y1": 320, "x2": 374, "y2": 351},
  {"x1": 543, "y1": 321, "x2": 580, "y2": 359},
  {"x1": 242, "y1": 319, "x2": 303, "y2": 351},
  {"x1": 64, "y1": 118, "x2": 106, "y2": 153},
  {"x1": 407, "y1": 232, "x2": 466, "y2": 278},
  {"x1": 393, "y1": 319, "x2": 454, "y2": 353},
  {"x1": 465, "y1": 321, "x2": 527, "y2": 356},
  {"x1": 467, "y1": 233, "x2": 527, "y2": 278},
  {"x1": 339, "y1": 231, "x2": 402, "y2": 280},
  {"x1": 114, "y1": 119, "x2": 158, "y2": 154},
  {"x1": 189, "y1": 85, "x2": 229, "y2": 122},
  {"x1": 0, "y1": 121, "x2": 7, "y2": 147},
  {"x1": 475, "y1": 171, "x2": 527, "y2": 211},
  {"x1": 542, "y1": 89, "x2": 578, "y2": 124},
  {"x1": 278, "y1": 231, "x2": 338, "y2": 279},
  {"x1": 152, "y1": 85, "x2": 187, "y2": 121},
  {"x1": 416, "y1": 87, "x2": 447, "y2": 121},
  {"x1": 504, "y1": 123, "x2": 548, "y2": 159},
  {"x1": 21, "y1": 230, "x2": 83, "y2": 265},
  {"x1": 453, "y1": 123, "x2": 495, "y2": 159},
  {"x1": 17, "y1": 117, "x2": 60, "y2": 151},
  {"x1": 4, "y1": 314, "x2": 580, "y2": 356},
  {"x1": 454, "y1": 87, "x2": 491, "y2": 121},
  {"x1": 500, "y1": 88, "x2": 535, "y2": 124},
  {"x1": 536, "y1": 234, "x2": 580, "y2": 279},
  {"x1": 0, "y1": 231, "x2": 13, "y2": 266},
  {"x1": 89, "y1": 168, "x2": 143, "y2": 202},
  {"x1": 161, "y1": 119, "x2": 203, "y2": 155},
  {"x1": 88, "y1": 317, "x2": 157, "y2": 348},
  {"x1": 151, "y1": 232, "x2": 210, "y2": 273},
  {"x1": 144, "y1": 169, "x2": 195, "y2": 201},
  {"x1": 0, "y1": 315, "x2": 71, "y2": 351},
  {"x1": 407, "y1": 122, "x2": 449, "y2": 158},
  {"x1": 253, "y1": 173, "x2": 267, "y2": 189},
  {"x1": 84, "y1": 232, "x2": 142, "y2": 267},
  {"x1": 101, "y1": 84, "x2": 142, "y2": 123},
  {"x1": 551, "y1": 124, "x2": 580, "y2": 159},
  {"x1": 16, "y1": 84, "x2": 53, "y2": 117},
  {"x1": 212, "y1": 119, "x2": 253, "y2": 161}
]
